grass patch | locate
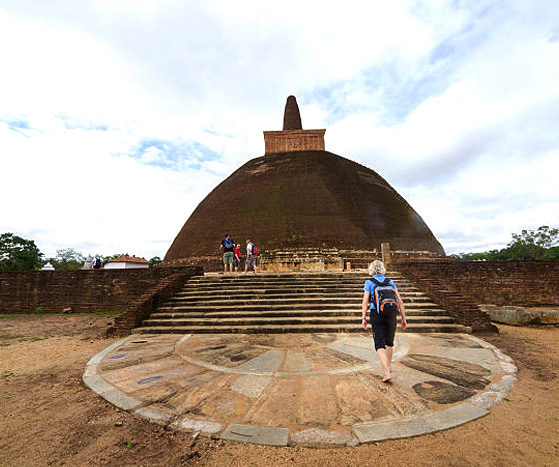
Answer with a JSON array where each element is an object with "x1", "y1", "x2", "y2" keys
[
  {"x1": 17, "y1": 336, "x2": 47, "y2": 343},
  {"x1": 1, "y1": 342, "x2": 11, "y2": 347},
  {"x1": 90, "y1": 310, "x2": 122, "y2": 316}
]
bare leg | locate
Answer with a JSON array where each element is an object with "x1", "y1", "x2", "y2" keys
[
  {"x1": 386, "y1": 346, "x2": 394, "y2": 372},
  {"x1": 376, "y1": 348, "x2": 392, "y2": 382}
]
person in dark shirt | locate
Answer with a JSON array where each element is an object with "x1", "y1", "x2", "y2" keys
[{"x1": 219, "y1": 234, "x2": 235, "y2": 274}]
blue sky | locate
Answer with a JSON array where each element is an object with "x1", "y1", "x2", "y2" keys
[{"x1": 1, "y1": 0, "x2": 558, "y2": 259}]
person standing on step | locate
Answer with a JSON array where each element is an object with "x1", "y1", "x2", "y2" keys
[
  {"x1": 361, "y1": 260, "x2": 407, "y2": 382},
  {"x1": 219, "y1": 234, "x2": 235, "y2": 274},
  {"x1": 233, "y1": 243, "x2": 242, "y2": 273},
  {"x1": 243, "y1": 238, "x2": 257, "y2": 274}
]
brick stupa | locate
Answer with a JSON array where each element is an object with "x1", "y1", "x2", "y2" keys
[{"x1": 164, "y1": 96, "x2": 444, "y2": 262}]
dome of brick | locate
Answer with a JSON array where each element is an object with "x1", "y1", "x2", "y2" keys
[
  {"x1": 165, "y1": 149, "x2": 444, "y2": 260},
  {"x1": 164, "y1": 97, "x2": 444, "y2": 261}
]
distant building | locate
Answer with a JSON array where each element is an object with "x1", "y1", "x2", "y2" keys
[{"x1": 103, "y1": 256, "x2": 149, "y2": 269}]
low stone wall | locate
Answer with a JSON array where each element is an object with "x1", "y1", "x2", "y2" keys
[
  {"x1": 113, "y1": 270, "x2": 203, "y2": 335},
  {"x1": 0, "y1": 266, "x2": 202, "y2": 315},
  {"x1": 395, "y1": 259, "x2": 559, "y2": 307},
  {"x1": 260, "y1": 248, "x2": 343, "y2": 272}
]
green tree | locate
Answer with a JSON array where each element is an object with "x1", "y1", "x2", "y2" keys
[
  {"x1": 50, "y1": 248, "x2": 85, "y2": 271},
  {"x1": 506, "y1": 225, "x2": 559, "y2": 260},
  {"x1": 149, "y1": 256, "x2": 163, "y2": 268},
  {"x1": 454, "y1": 225, "x2": 559, "y2": 261},
  {"x1": 0, "y1": 233, "x2": 44, "y2": 271}
]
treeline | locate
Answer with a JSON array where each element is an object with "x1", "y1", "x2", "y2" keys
[
  {"x1": 453, "y1": 226, "x2": 559, "y2": 261},
  {"x1": 0, "y1": 233, "x2": 162, "y2": 271}
]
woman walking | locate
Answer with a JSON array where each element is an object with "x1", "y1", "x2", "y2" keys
[{"x1": 361, "y1": 260, "x2": 407, "y2": 382}]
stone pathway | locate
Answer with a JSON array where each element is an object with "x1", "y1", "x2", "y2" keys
[{"x1": 83, "y1": 333, "x2": 516, "y2": 447}]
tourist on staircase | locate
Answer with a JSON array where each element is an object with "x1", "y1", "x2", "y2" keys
[
  {"x1": 219, "y1": 234, "x2": 235, "y2": 275},
  {"x1": 361, "y1": 260, "x2": 407, "y2": 382},
  {"x1": 233, "y1": 243, "x2": 242, "y2": 273},
  {"x1": 243, "y1": 239, "x2": 258, "y2": 274}
]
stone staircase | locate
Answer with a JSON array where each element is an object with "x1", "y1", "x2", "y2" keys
[{"x1": 132, "y1": 272, "x2": 471, "y2": 334}]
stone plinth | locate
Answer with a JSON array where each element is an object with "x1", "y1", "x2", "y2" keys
[
  {"x1": 259, "y1": 248, "x2": 343, "y2": 272},
  {"x1": 264, "y1": 129, "x2": 325, "y2": 154}
]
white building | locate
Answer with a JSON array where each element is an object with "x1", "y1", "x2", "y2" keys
[{"x1": 103, "y1": 256, "x2": 149, "y2": 269}]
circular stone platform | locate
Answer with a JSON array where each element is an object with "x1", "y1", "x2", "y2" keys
[{"x1": 83, "y1": 333, "x2": 516, "y2": 448}]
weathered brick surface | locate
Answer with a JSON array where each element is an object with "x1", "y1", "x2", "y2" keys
[
  {"x1": 396, "y1": 259, "x2": 559, "y2": 307},
  {"x1": 113, "y1": 270, "x2": 202, "y2": 335},
  {"x1": 0, "y1": 266, "x2": 202, "y2": 315},
  {"x1": 264, "y1": 130, "x2": 326, "y2": 154}
]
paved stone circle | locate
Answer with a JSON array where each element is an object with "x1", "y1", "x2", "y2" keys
[{"x1": 83, "y1": 332, "x2": 516, "y2": 447}]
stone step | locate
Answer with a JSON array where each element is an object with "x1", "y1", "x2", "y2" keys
[
  {"x1": 148, "y1": 308, "x2": 448, "y2": 319},
  {"x1": 184, "y1": 277, "x2": 410, "y2": 286},
  {"x1": 163, "y1": 297, "x2": 439, "y2": 307},
  {"x1": 171, "y1": 291, "x2": 432, "y2": 300},
  {"x1": 132, "y1": 322, "x2": 470, "y2": 335},
  {"x1": 185, "y1": 277, "x2": 410, "y2": 285},
  {"x1": 155, "y1": 303, "x2": 443, "y2": 314},
  {"x1": 142, "y1": 315, "x2": 456, "y2": 327},
  {"x1": 135, "y1": 272, "x2": 470, "y2": 335}
]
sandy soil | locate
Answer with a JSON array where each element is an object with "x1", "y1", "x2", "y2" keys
[{"x1": 1, "y1": 314, "x2": 558, "y2": 466}]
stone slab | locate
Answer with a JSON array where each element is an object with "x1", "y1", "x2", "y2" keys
[
  {"x1": 83, "y1": 374, "x2": 115, "y2": 395},
  {"x1": 484, "y1": 306, "x2": 559, "y2": 325},
  {"x1": 221, "y1": 424, "x2": 289, "y2": 446},
  {"x1": 134, "y1": 406, "x2": 173, "y2": 424},
  {"x1": 176, "y1": 417, "x2": 223, "y2": 435},
  {"x1": 230, "y1": 375, "x2": 271, "y2": 398},
  {"x1": 284, "y1": 350, "x2": 311, "y2": 371},
  {"x1": 87, "y1": 336, "x2": 135, "y2": 366},
  {"x1": 290, "y1": 428, "x2": 356, "y2": 448},
  {"x1": 353, "y1": 416, "x2": 433, "y2": 443},
  {"x1": 423, "y1": 402, "x2": 488, "y2": 431},
  {"x1": 470, "y1": 391, "x2": 507, "y2": 410},
  {"x1": 101, "y1": 388, "x2": 143, "y2": 411},
  {"x1": 330, "y1": 343, "x2": 379, "y2": 363},
  {"x1": 239, "y1": 349, "x2": 284, "y2": 372},
  {"x1": 353, "y1": 403, "x2": 488, "y2": 443}
]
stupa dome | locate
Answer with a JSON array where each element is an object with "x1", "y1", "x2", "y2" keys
[{"x1": 165, "y1": 97, "x2": 444, "y2": 261}]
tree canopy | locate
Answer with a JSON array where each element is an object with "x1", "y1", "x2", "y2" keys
[
  {"x1": 0, "y1": 233, "x2": 44, "y2": 271},
  {"x1": 454, "y1": 225, "x2": 559, "y2": 261},
  {"x1": 49, "y1": 248, "x2": 85, "y2": 271}
]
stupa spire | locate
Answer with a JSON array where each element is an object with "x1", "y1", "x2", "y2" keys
[
  {"x1": 283, "y1": 95, "x2": 303, "y2": 130},
  {"x1": 263, "y1": 95, "x2": 326, "y2": 154}
]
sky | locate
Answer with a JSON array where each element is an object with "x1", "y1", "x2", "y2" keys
[{"x1": 1, "y1": 0, "x2": 558, "y2": 260}]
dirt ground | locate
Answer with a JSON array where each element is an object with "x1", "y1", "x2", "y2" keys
[{"x1": 0, "y1": 314, "x2": 558, "y2": 467}]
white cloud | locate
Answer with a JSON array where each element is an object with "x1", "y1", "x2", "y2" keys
[{"x1": 0, "y1": 0, "x2": 558, "y2": 259}]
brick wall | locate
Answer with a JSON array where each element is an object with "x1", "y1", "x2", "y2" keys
[
  {"x1": 264, "y1": 129, "x2": 325, "y2": 154},
  {"x1": 396, "y1": 259, "x2": 559, "y2": 307},
  {"x1": 0, "y1": 266, "x2": 202, "y2": 314}
]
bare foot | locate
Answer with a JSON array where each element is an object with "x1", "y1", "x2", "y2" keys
[{"x1": 382, "y1": 370, "x2": 392, "y2": 383}]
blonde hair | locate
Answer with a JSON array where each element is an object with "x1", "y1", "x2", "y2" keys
[{"x1": 368, "y1": 260, "x2": 386, "y2": 276}]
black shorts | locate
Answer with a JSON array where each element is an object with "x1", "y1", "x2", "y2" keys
[{"x1": 369, "y1": 308, "x2": 398, "y2": 351}]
